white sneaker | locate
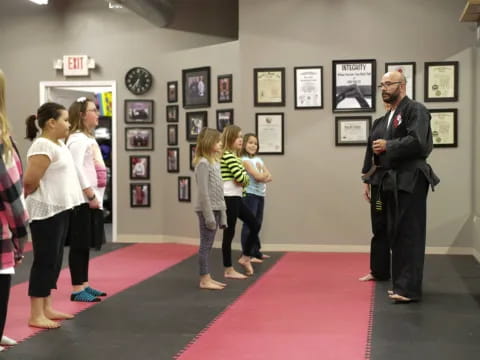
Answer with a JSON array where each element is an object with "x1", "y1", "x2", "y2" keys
[
  {"x1": 1, "y1": 335, "x2": 17, "y2": 346},
  {"x1": 0, "y1": 345, "x2": 5, "y2": 352}
]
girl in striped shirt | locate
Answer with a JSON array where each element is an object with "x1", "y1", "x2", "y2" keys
[{"x1": 220, "y1": 125, "x2": 260, "y2": 278}]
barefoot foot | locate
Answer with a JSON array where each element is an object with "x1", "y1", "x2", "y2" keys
[
  {"x1": 389, "y1": 293, "x2": 412, "y2": 303},
  {"x1": 199, "y1": 280, "x2": 224, "y2": 290},
  {"x1": 45, "y1": 309, "x2": 74, "y2": 320},
  {"x1": 238, "y1": 257, "x2": 254, "y2": 276},
  {"x1": 28, "y1": 317, "x2": 61, "y2": 329},
  {"x1": 358, "y1": 273, "x2": 375, "y2": 281},
  {"x1": 211, "y1": 279, "x2": 227, "y2": 287},
  {"x1": 224, "y1": 269, "x2": 247, "y2": 279},
  {"x1": 251, "y1": 257, "x2": 263, "y2": 264}
]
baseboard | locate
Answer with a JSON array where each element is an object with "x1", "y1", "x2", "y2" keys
[{"x1": 116, "y1": 234, "x2": 477, "y2": 257}]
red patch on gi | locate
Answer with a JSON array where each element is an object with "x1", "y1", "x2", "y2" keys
[{"x1": 393, "y1": 114, "x2": 402, "y2": 128}]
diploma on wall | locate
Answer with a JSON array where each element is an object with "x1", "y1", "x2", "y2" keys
[
  {"x1": 430, "y1": 109, "x2": 457, "y2": 147},
  {"x1": 256, "y1": 113, "x2": 284, "y2": 154},
  {"x1": 294, "y1": 67, "x2": 323, "y2": 109},
  {"x1": 425, "y1": 62, "x2": 458, "y2": 102}
]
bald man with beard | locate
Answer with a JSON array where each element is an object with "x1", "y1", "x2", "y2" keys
[{"x1": 361, "y1": 71, "x2": 439, "y2": 302}]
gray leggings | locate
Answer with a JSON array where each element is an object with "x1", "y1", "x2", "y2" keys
[{"x1": 197, "y1": 211, "x2": 221, "y2": 275}]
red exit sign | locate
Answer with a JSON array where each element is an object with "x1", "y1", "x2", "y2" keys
[{"x1": 63, "y1": 55, "x2": 89, "y2": 76}]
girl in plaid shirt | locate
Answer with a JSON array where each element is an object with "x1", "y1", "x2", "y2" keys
[{"x1": 0, "y1": 70, "x2": 29, "y2": 350}]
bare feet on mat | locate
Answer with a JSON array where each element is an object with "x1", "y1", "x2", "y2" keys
[
  {"x1": 28, "y1": 316, "x2": 61, "y2": 329},
  {"x1": 261, "y1": 254, "x2": 271, "y2": 259},
  {"x1": 238, "y1": 256, "x2": 254, "y2": 276},
  {"x1": 45, "y1": 308, "x2": 74, "y2": 320},
  {"x1": 224, "y1": 268, "x2": 248, "y2": 279},
  {"x1": 359, "y1": 273, "x2": 375, "y2": 281},
  {"x1": 211, "y1": 279, "x2": 227, "y2": 287},
  {"x1": 387, "y1": 290, "x2": 394, "y2": 295},
  {"x1": 389, "y1": 293, "x2": 412, "y2": 302},
  {"x1": 251, "y1": 257, "x2": 263, "y2": 263},
  {"x1": 200, "y1": 280, "x2": 224, "y2": 290}
]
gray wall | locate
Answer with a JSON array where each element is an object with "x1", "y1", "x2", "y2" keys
[{"x1": 0, "y1": 0, "x2": 477, "y2": 251}]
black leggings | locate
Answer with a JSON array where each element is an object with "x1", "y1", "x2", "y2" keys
[
  {"x1": 69, "y1": 248, "x2": 90, "y2": 286},
  {"x1": 28, "y1": 210, "x2": 70, "y2": 297},
  {"x1": 0, "y1": 274, "x2": 11, "y2": 340},
  {"x1": 222, "y1": 196, "x2": 260, "y2": 267}
]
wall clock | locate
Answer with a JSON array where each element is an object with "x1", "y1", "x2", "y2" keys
[{"x1": 125, "y1": 67, "x2": 153, "y2": 95}]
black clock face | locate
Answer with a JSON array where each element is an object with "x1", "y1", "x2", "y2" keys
[{"x1": 125, "y1": 67, "x2": 153, "y2": 95}]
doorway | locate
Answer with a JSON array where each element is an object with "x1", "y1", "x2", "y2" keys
[{"x1": 39, "y1": 80, "x2": 117, "y2": 242}]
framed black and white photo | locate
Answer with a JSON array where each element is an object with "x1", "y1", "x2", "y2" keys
[
  {"x1": 189, "y1": 144, "x2": 196, "y2": 171},
  {"x1": 167, "y1": 81, "x2": 178, "y2": 103},
  {"x1": 429, "y1": 109, "x2": 457, "y2": 147},
  {"x1": 335, "y1": 116, "x2": 371, "y2": 146},
  {"x1": 254, "y1": 67, "x2": 285, "y2": 106},
  {"x1": 218, "y1": 74, "x2": 233, "y2": 103},
  {"x1": 125, "y1": 127, "x2": 154, "y2": 151},
  {"x1": 130, "y1": 183, "x2": 150, "y2": 208},
  {"x1": 167, "y1": 147, "x2": 179, "y2": 173},
  {"x1": 385, "y1": 62, "x2": 416, "y2": 99},
  {"x1": 167, "y1": 124, "x2": 178, "y2": 146},
  {"x1": 125, "y1": 100, "x2": 154, "y2": 124},
  {"x1": 216, "y1": 109, "x2": 234, "y2": 132},
  {"x1": 294, "y1": 66, "x2": 323, "y2": 109},
  {"x1": 332, "y1": 59, "x2": 376, "y2": 112},
  {"x1": 186, "y1": 111, "x2": 208, "y2": 142},
  {"x1": 255, "y1": 113, "x2": 284, "y2": 155},
  {"x1": 182, "y1": 66, "x2": 211, "y2": 109},
  {"x1": 424, "y1": 62, "x2": 459, "y2": 102},
  {"x1": 178, "y1": 176, "x2": 191, "y2": 202},
  {"x1": 166, "y1": 105, "x2": 178, "y2": 123},
  {"x1": 129, "y1": 155, "x2": 150, "y2": 180}
]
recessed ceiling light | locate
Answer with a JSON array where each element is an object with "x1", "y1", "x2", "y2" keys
[{"x1": 29, "y1": 0, "x2": 48, "y2": 5}]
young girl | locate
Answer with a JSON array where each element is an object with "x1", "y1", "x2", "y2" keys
[
  {"x1": 24, "y1": 102, "x2": 84, "y2": 329},
  {"x1": 66, "y1": 97, "x2": 107, "y2": 302},
  {"x1": 193, "y1": 128, "x2": 227, "y2": 290},
  {"x1": 240, "y1": 133, "x2": 272, "y2": 263},
  {"x1": 0, "y1": 69, "x2": 29, "y2": 350},
  {"x1": 220, "y1": 125, "x2": 260, "y2": 278}
]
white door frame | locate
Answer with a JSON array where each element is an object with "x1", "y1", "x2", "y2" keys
[{"x1": 39, "y1": 80, "x2": 118, "y2": 242}]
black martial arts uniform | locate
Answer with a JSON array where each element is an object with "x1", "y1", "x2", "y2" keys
[{"x1": 363, "y1": 96, "x2": 439, "y2": 300}]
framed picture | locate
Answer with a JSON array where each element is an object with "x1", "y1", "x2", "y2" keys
[
  {"x1": 189, "y1": 144, "x2": 196, "y2": 171},
  {"x1": 182, "y1": 66, "x2": 211, "y2": 109},
  {"x1": 216, "y1": 109, "x2": 234, "y2": 132},
  {"x1": 385, "y1": 62, "x2": 416, "y2": 99},
  {"x1": 424, "y1": 61, "x2": 459, "y2": 102},
  {"x1": 167, "y1": 124, "x2": 178, "y2": 146},
  {"x1": 218, "y1": 74, "x2": 233, "y2": 103},
  {"x1": 335, "y1": 116, "x2": 372, "y2": 146},
  {"x1": 332, "y1": 59, "x2": 376, "y2": 112},
  {"x1": 429, "y1": 109, "x2": 457, "y2": 147},
  {"x1": 167, "y1": 81, "x2": 178, "y2": 103},
  {"x1": 130, "y1": 183, "x2": 150, "y2": 208},
  {"x1": 167, "y1": 147, "x2": 179, "y2": 173},
  {"x1": 129, "y1": 155, "x2": 150, "y2": 180},
  {"x1": 186, "y1": 111, "x2": 208, "y2": 142},
  {"x1": 254, "y1": 67, "x2": 285, "y2": 106},
  {"x1": 294, "y1": 66, "x2": 323, "y2": 109},
  {"x1": 255, "y1": 113, "x2": 284, "y2": 155},
  {"x1": 125, "y1": 100, "x2": 154, "y2": 123},
  {"x1": 166, "y1": 105, "x2": 178, "y2": 123},
  {"x1": 125, "y1": 127, "x2": 154, "y2": 151},
  {"x1": 178, "y1": 176, "x2": 191, "y2": 202}
]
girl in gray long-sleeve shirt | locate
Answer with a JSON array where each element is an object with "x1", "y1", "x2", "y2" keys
[{"x1": 194, "y1": 128, "x2": 227, "y2": 290}]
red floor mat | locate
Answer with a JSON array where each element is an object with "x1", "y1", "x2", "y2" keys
[
  {"x1": 176, "y1": 252, "x2": 373, "y2": 360},
  {"x1": 4, "y1": 243, "x2": 197, "y2": 342}
]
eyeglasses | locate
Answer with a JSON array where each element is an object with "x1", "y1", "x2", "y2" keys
[
  {"x1": 377, "y1": 81, "x2": 402, "y2": 89},
  {"x1": 86, "y1": 108, "x2": 99, "y2": 114}
]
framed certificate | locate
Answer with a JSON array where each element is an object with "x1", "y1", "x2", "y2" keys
[
  {"x1": 255, "y1": 113, "x2": 284, "y2": 154},
  {"x1": 429, "y1": 109, "x2": 457, "y2": 147},
  {"x1": 424, "y1": 62, "x2": 459, "y2": 102},
  {"x1": 335, "y1": 116, "x2": 371, "y2": 146},
  {"x1": 385, "y1": 62, "x2": 416, "y2": 99},
  {"x1": 294, "y1": 66, "x2": 323, "y2": 109},
  {"x1": 254, "y1": 68, "x2": 285, "y2": 106}
]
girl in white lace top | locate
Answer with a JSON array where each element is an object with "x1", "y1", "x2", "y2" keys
[{"x1": 24, "y1": 102, "x2": 84, "y2": 329}]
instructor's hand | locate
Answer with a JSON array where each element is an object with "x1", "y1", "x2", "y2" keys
[
  {"x1": 372, "y1": 139, "x2": 387, "y2": 154},
  {"x1": 363, "y1": 183, "x2": 371, "y2": 202}
]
